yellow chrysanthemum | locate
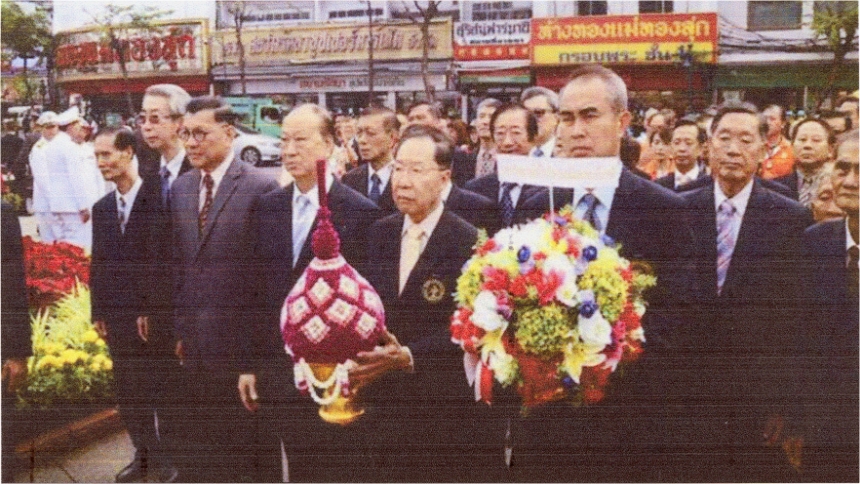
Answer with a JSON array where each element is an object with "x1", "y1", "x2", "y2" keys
[
  {"x1": 103, "y1": 359, "x2": 114, "y2": 371},
  {"x1": 82, "y1": 330, "x2": 100, "y2": 344},
  {"x1": 578, "y1": 252, "x2": 629, "y2": 322}
]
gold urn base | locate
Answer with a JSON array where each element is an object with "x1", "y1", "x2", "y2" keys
[{"x1": 309, "y1": 362, "x2": 365, "y2": 426}]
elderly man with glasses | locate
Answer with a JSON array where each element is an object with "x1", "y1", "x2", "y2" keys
[{"x1": 520, "y1": 86, "x2": 560, "y2": 157}]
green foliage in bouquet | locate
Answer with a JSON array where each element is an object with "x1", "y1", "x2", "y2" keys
[
  {"x1": 18, "y1": 282, "x2": 114, "y2": 408},
  {"x1": 2, "y1": 190, "x2": 25, "y2": 212}
]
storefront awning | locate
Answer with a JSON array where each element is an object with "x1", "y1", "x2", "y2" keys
[
  {"x1": 459, "y1": 67, "x2": 531, "y2": 85},
  {"x1": 59, "y1": 75, "x2": 210, "y2": 95},
  {"x1": 714, "y1": 63, "x2": 859, "y2": 89},
  {"x1": 536, "y1": 65, "x2": 709, "y2": 92}
]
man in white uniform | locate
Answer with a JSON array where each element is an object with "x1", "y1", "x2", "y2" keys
[{"x1": 28, "y1": 112, "x2": 59, "y2": 242}]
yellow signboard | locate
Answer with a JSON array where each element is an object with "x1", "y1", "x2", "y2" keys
[
  {"x1": 212, "y1": 19, "x2": 453, "y2": 66},
  {"x1": 534, "y1": 41, "x2": 716, "y2": 65}
]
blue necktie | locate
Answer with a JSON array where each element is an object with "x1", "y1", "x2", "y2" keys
[
  {"x1": 160, "y1": 166, "x2": 171, "y2": 210},
  {"x1": 716, "y1": 200, "x2": 737, "y2": 295},
  {"x1": 500, "y1": 183, "x2": 516, "y2": 227},
  {"x1": 581, "y1": 193, "x2": 602, "y2": 232},
  {"x1": 369, "y1": 173, "x2": 381, "y2": 204},
  {"x1": 533, "y1": 148, "x2": 544, "y2": 157}
]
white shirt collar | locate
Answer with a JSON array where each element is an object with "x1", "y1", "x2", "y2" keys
[
  {"x1": 292, "y1": 172, "x2": 335, "y2": 209},
  {"x1": 368, "y1": 162, "x2": 394, "y2": 190},
  {"x1": 847, "y1": 218, "x2": 857, "y2": 250},
  {"x1": 115, "y1": 176, "x2": 143, "y2": 218},
  {"x1": 160, "y1": 148, "x2": 186, "y2": 184},
  {"x1": 402, "y1": 199, "x2": 445, "y2": 242},
  {"x1": 441, "y1": 181, "x2": 453, "y2": 202},
  {"x1": 714, "y1": 178, "x2": 754, "y2": 219},
  {"x1": 571, "y1": 157, "x2": 623, "y2": 207},
  {"x1": 674, "y1": 165, "x2": 700, "y2": 187},
  {"x1": 532, "y1": 136, "x2": 556, "y2": 157},
  {"x1": 200, "y1": 151, "x2": 234, "y2": 194}
]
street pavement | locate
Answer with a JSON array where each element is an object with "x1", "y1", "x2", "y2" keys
[{"x1": 14, "y1": 430, "x2": 135, "y2": 483}]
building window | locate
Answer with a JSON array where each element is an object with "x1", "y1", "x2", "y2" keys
[
  {"x1": 471, "y1": 1, "x2": 531, "y2": 21},
  {"x1": 577, "y1": 1, "x2": 608, "y2": 16},
  {"x1": 639, "y1": 1, "x2": 673, "y2": 14},
  {"x1": 748, "y1": 1, "x2": 802, "y2": 30},
  {"x1": 328, "y1": 8, "x2": 383, "y2": 20}
]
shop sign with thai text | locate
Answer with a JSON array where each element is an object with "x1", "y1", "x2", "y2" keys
[
  {"x1": 282, "y1": 74, "x2": 445, "y2": 93},
  {"x1": 454, "y1": 19, "x2": 531, "y2": 61},
  {"x1": 55, "y1": 19, "x2": 209, "y2": 82},
  {"x1": 532, "y1": 13, "x2": 718, "y2": 66},
  {"x1": 212, "y1": 19, "x2": 452, "y2": 66}
]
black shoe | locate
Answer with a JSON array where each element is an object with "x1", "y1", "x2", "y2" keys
[{"x1": 115, "y1": 458, "x2": 146, "y2": 483}]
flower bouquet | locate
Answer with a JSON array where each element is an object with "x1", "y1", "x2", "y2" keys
[{"x1": 450, "y1": 207, "x2": 656, "y2": 409}]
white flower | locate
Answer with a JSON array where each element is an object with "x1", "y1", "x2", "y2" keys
[
  {"x1": 556, "y1": 281, "x2": 579, "y2": 307},
  {"x1": 472, "y1": 291, "x2": 508, "y2": 332},
  {"x1": 578, "y1": 311, "x2": 613, "y2": 348}
]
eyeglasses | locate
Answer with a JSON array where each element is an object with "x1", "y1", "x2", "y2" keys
[
  {"x1": 179, "y1": 128, "x2": 218, "y2": 143},
  {"x1": 529, "y1": 109, "x2": 557, "y2": 118},
  {"x1": 137, "y1": 113, "x2": 180, "y2": 126}
]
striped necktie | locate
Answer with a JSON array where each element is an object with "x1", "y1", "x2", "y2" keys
[{"x1": 716, "y1": 200, "x2": 737, "y2": 295}]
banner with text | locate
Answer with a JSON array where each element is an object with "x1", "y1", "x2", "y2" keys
[
  {"x1": 532, "y1": 13, "x2": 718, "y2": 66},
  {"x1": 55, "y1": 19, "x2": 209, "y2": 83},
  {"x1": 454, "y1": 19, "x2": 531, "y2": 61},
  {"x1": 212, "y1": 19, "x2": 452, "y2": 66},
  {"x1": 496, "y1": 155, "x2": 622, "y2": 190}
]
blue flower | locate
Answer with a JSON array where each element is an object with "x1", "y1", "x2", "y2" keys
[
  {"x1": 517, "y1": 246, "x2": 531, "y2": 263},
  {"x1": 579, "y1": 300, "x2": 598, "y2": 318},
  {"x1": 583, "y1": 245, "x2": 598, "y2": 261},
  {"x1": 562, "y1": 375, "x2": 575, "y2": 388}
]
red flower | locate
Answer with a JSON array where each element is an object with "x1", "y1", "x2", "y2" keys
[
  {"x1": 482, "y1": 267, "x2": 510, "y2": 292},
  {"x1": 450, "y1": 309, "x2": 485, "y2": 354},
  {"x1": 477, "y1": 238, "x2": 497, "y2": 256},
  {"x1": 22, "y1": 236, "x2": 91, "y2": 309},
  {"x1": 509, "y1": 275, "x2": 529, "y2": 298},
  {"x1": 580, "y1": 365, "x2": 612, "y2": 404}
]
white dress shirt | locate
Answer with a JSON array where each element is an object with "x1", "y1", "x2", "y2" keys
[
  {"x1": 674, "y1": 165, "x2": 701, "y2": 189},
  {"x1": 571, "y1": 157, "x2": 624, "y2": 234},
  {"x1": 367, "y1": 162, "x2": 393, "y2": 194},
  {"x1": 531, "y1": 137, "x2": 556, "y2": 157},
  {"x1": 401, "y1": 200, "x2": 444, "y2": 254},
  {"x1": 160, "y1": 148, "x2": 186, "y2": 188},
  {"x1": 714, "y1": 178, "x2": 754, "y2": 245},
  {"x1": 847, "y1": 219, "x2": 858, "y2": 267},
  {"x1": 291, "y1": 172, "x2": 335, "y2": 266},
  {"x1": 115, "y1": 177, "x2": 143, "y2": 234},
  {"x1": 199, "y1": 152, "x2": 234, "y2": 211}
]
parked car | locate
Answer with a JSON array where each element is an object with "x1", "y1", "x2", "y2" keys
[{"x1": 233, "y1": 124, "x2": 281, "y2": 166}]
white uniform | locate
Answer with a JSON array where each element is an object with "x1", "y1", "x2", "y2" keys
[
  {"x1": 41, "y1": 131, "x2": 95, "y2": 251},
  {"x1": 29, "y1": 136, "x2": 54, "y2": 241}
]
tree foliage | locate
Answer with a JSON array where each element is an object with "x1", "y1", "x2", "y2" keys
[
  {"x1": 1, "y1": 0, "x2": 52, "y2": 65},
  {"x1": 811, "y1": 1, "x2": 859, "y2": 107},
  {"x1": 223, "y1": 1, "x2": 248, "y2": 95},
  {"x1": 86, "y1": 4, "x2": 172, "y2": 115}
]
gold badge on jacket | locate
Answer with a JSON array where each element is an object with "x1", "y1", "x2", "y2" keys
[{"x1": 422, "y1": 278, "x2": 445, "y2": 303}]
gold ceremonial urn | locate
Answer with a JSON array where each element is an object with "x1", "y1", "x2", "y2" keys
[{"x1": 309, "y1": 363, "x2": 365, "y2": 426}]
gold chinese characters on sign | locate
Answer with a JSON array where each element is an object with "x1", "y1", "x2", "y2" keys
[
  {"x1": 212, "y1": 19, "x2": 453, "y2": 66},
  {"x1": 532, "y1": 13, "x2": 718, "y2": 66}
]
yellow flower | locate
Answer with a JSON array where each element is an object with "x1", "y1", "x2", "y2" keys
[
  {"x1": 83, "y1": 330, "x2": 100, "y2": 344},
  {"x1": 103, "y1": 359, "x2": 113, "y2": 371},
  {"x1": 561, "y1": 339, "x2": 606, "y2": 384}
]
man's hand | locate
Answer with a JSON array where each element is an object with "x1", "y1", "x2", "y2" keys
[
  {"x1": 175, "y1": 340, "x2": 184, "y2": 365},
  {"x1": 93, "y1": 320, "x2": 108, "y2": 339},
  {"x1": 238, "y1": 374, "x2": 259, "y2": 413},
  {"x1": 2, "y1": 358, "x2": 28, "y2": 392},
  {"x1": 136, "y1": 316, "x2": 149, "y2": 342},
  {"x1": 349, "y1": 331, "x2": 412, "y2": 391},
  {"x1": 79, "y1": 208, "x2": 90, "y2": 224}
]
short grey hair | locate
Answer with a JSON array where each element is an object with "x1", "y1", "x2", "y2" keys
[
  {"x1": 287, "y1": 104, "x2": 337, "y2": 142},
  {"x1": 520, "y1": 86, "x2": 559, "y2": 111},
  {"x1": 560, "y1": 65, "x2": 628, "y2": 114},
  {"x1": 144, "y1": 84, "x2": 191, "y2": 117},
  {"x1": 476, "y1": 97, "x2": 502, "y2": 113}
]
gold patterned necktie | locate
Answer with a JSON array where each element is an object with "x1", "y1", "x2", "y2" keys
[
  {"x1": 199, "y1": 173, "x2": 214, "y2": 235},
  {"x1": 399, "y1": 225, "x2": 425, "y2": 295}
]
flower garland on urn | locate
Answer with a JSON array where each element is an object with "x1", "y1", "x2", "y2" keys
[{"x1": 280, "y1": 160, "x2": 387, "y2": 425}]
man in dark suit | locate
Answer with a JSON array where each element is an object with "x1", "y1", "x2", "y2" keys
[
  {"x1": 464, "y1": 104, "x2": 546, "y2": 234},
  {"x1": 406, "y1": 101, "x2": 480, "y2": 188},
  {"x1": 237, "y1": 104, "x2": 381, "y2": 482},
  {"x1": 138, "y1": 84, "x2": 193, "y2": 190},
  {"x1": 90, "y1": 128, "x2": 178, "y2": 483},
  {"x1": 170, "y1": 97, "x2": 279, "y2": 482},
  {"x1": 341, "y1": 107, "x2": 399, "y2": 214},
  {"x1": 508, "y1": 65, "x2": 692, "y2": 483},
  {"x1": 655, "y1": 119, "x2": 709, "y2": 191},
  {"x1": 773, "y1": 118, "x2": 836, "y2": 207},
  {"x1": 799, "y1": 133, "x2": 859, "y2": 482},
  {"x1": 673, "y1": 103, "x2": 813, "y2": 482},
  {"x1": 350, "y1": 125, "x2": 479, "y2": 482},
  {"x1": 442, "y1": 181, "x2": 496, "y2": 232},
  {"x1": 1, "y1": 201, "x2": 31, "y2": 482}
]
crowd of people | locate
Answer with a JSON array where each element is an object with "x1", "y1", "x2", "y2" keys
[{"x1": 1, "y1": 64, "x2": 858, "y2": 483}]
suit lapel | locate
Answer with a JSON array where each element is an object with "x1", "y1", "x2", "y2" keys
[
  {"x1": 357, "y1": 165, "x2": 370, "y2": 196},
  {"x1": 198, "y1": 159, "x2": 241, "y2": 249},
  {"x1": 402, "y1": 212, "x2": 453, "y2": 298},
  {"x1": 605, "y1": 169, "x2": 635, "y2": 240}
]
